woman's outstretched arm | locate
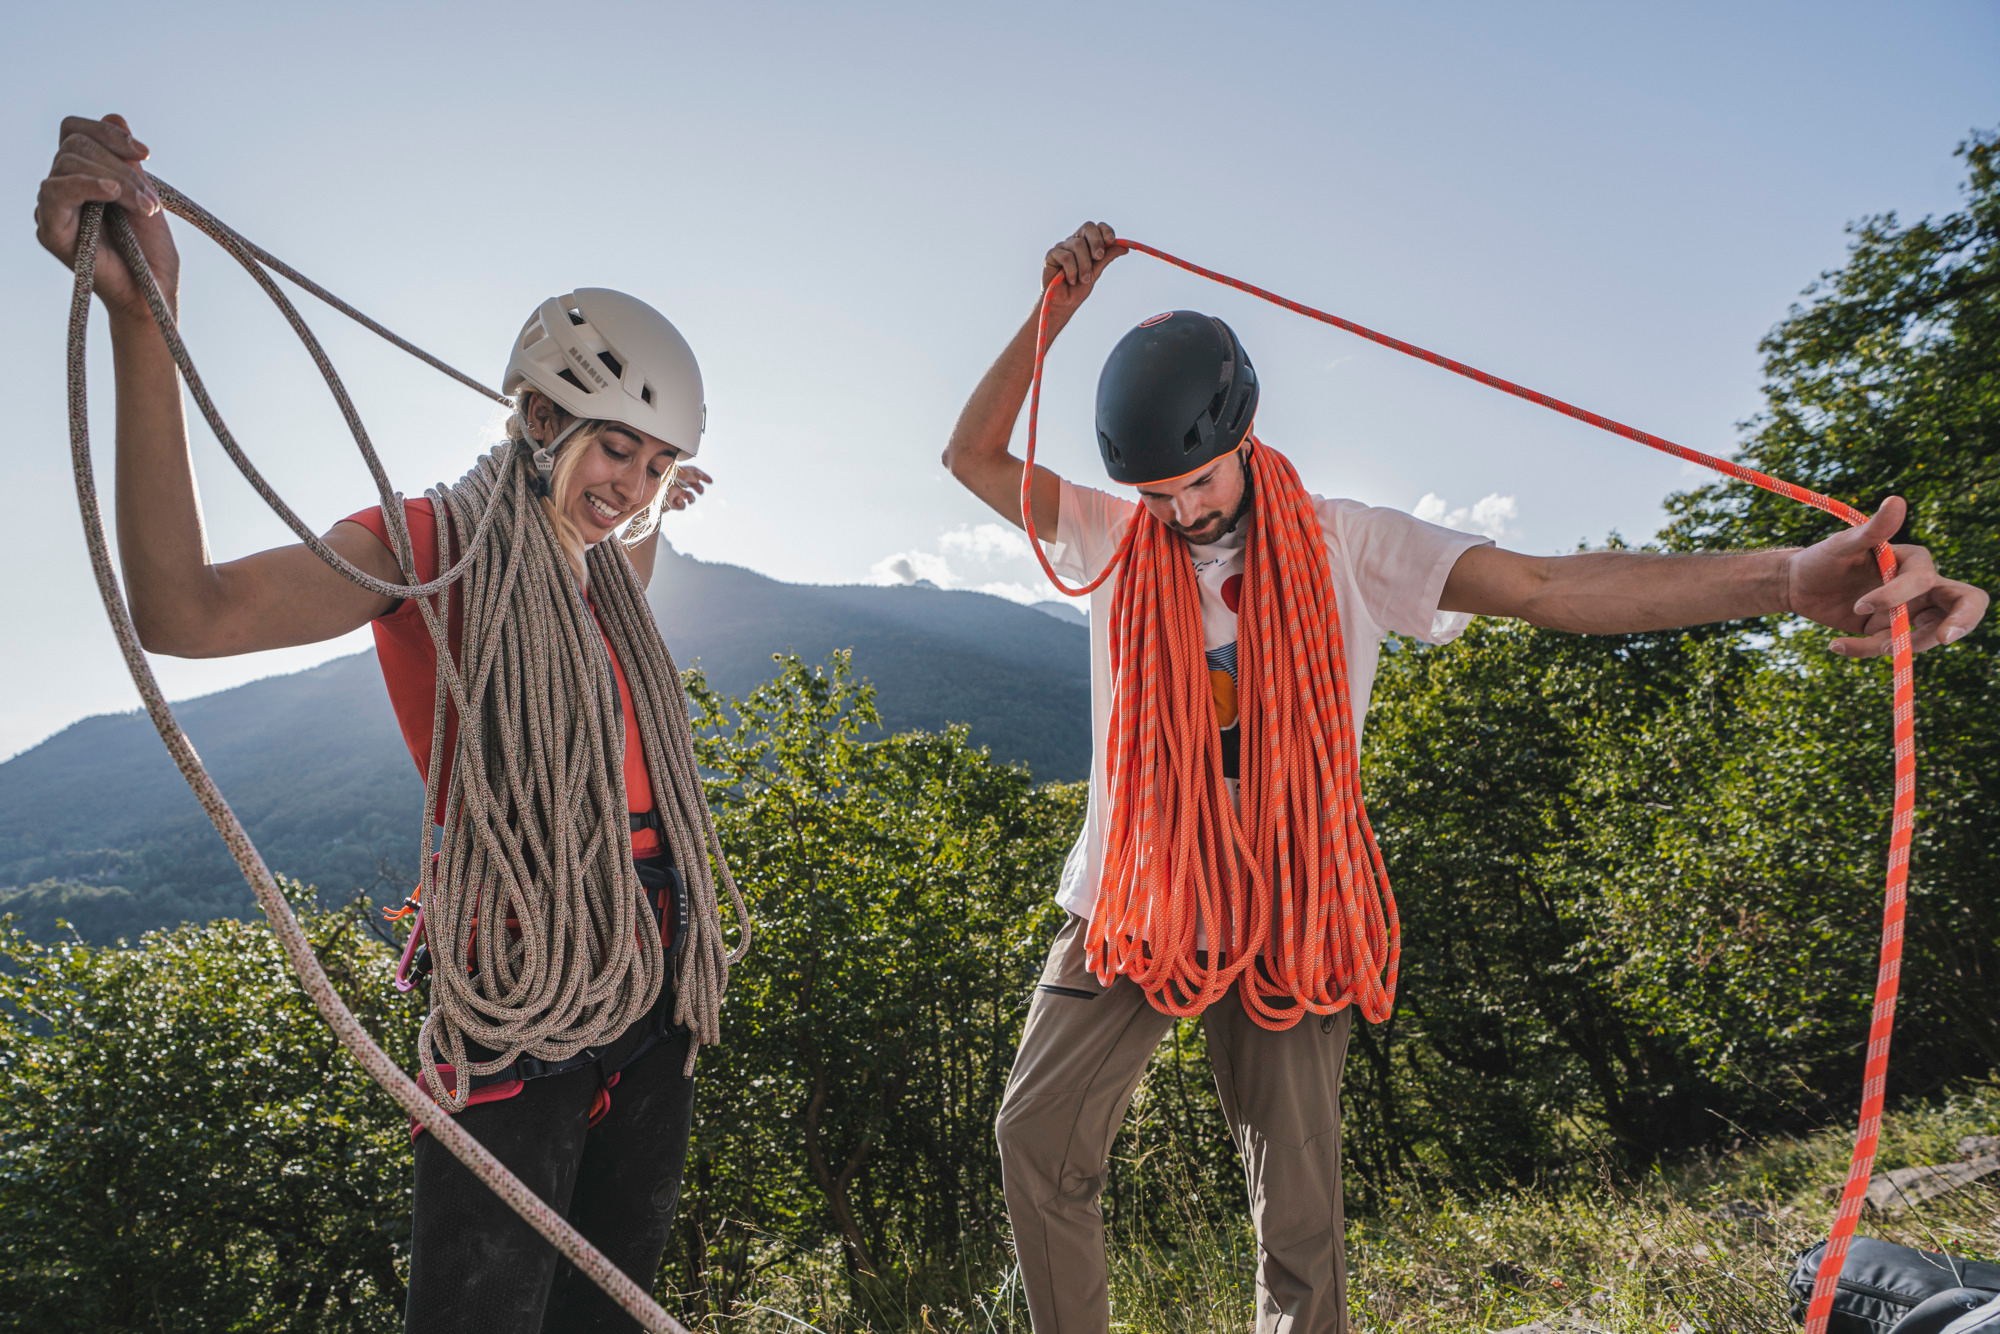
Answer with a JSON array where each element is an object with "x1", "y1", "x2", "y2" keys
[{"x1": 38, "y1": 114, "x2": 400, "y2": 657}]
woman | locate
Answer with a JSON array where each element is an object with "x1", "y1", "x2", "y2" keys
[{"x1": 36, "y1": 114, "x2": 743, "y2": 1333}]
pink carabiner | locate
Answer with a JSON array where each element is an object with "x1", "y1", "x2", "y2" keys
[{"x1": 393, "y1": 908, "x2": 425, "y2": 993}]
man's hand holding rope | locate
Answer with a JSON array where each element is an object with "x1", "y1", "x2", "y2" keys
[{"x1": 1787, "y1": 495, "x2": 1987, "y2": 658}]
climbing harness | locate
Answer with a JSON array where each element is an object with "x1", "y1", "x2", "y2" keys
[
  {"x1": 406, "y1": 854, "x2": 693, "y2": 1135},
  {"x1": 1019, "y1": 240, "x2": 1917, "y2": 1334},
  {"x1": 62, "y1": 181, "x2": 750, "y2": 1334}
]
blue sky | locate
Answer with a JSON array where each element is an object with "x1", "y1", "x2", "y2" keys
[{"x1": 3, "y1": 0, "x2": 1995, "y2": 757}]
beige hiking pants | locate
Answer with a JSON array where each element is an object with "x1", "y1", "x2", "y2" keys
[{"x1": 996, "y1": 913, "x2": 1354, "y2": 1334}]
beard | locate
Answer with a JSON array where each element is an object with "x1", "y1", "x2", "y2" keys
[{"x1": 1166, "y1": 454, "x2": 1256, "y2": 544}]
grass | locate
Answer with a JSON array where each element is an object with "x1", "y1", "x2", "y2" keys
[{"x1": 675, "y1": 1082, "x2": 2000, "y2": 1333}]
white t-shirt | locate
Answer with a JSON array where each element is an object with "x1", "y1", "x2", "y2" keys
[{"x1": 1044, "y1": 475, "x2": 1492, "y2": 922}]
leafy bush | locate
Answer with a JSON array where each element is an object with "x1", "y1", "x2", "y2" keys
[
  {"x1": 0, "y1": 882, "x2": 419, "y2": 1331},
  {"x1": 0, "y1": 656, "x2": 1090, "y2": 1332},
  {"x1": 667, "y1": 654, "x2": 1083, "y2": 1323}
]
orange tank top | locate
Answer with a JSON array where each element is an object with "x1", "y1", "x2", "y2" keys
[{"x1": 343, "y1": 500, "x2": 660, "y2": 856}]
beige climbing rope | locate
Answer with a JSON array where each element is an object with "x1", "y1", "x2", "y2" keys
[
  {"x1": 410, "y1": 445, "x2": 750, "y2": 1102},
  {"x1": 64, "y1": 180, "x2": 749, "y2": 1334}
]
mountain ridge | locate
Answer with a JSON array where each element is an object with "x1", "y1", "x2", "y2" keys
[{"x1": 0, "y1": 548, "x2": 1089, "y2": 941}]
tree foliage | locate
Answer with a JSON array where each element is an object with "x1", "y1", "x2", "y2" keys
[
  {"x1": 1342, "y1": 129, "x2": 1999, "y2": 1198},
  {"x1": 0, "y1": 883, "x2": 419, "y2": 1331},
  {"x1": 1663, "y1": 128, "x2": 2000, "y2": 1073},
  {"x1": 668, "y1": 654, "x2": 1081, "y2": 1319},
  {"x1": 0, "y1": 658, "x2": 1086, "y2": 1330}
]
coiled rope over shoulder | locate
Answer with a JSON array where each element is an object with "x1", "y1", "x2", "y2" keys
[
  {"x1": 405, "y1": 444, "x2": 750, "y2": 1109},
  {"x1": 63, "y1": 181, "x2": 744, "y2": 1334},
  {"x1": 1086, "y1": 438, "x2": 1399, "y2": 1029},
  {"x1": 1019, "y1": 240, "x2": 1916, "y2": 1334}
]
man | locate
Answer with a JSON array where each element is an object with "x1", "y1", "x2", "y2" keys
[{"x1": 942, "y1": 221, "x2": 1989, "y2": 1334}]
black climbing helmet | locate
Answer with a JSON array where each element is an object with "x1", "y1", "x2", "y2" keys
[{"x1": 1094, "y1": 311, "x2": 1259, "y2": 486}]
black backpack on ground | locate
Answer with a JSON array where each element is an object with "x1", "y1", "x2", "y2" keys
[
  {"x1": 1790, "y1": 1239, "x2": 2000, "y2": 1334},
  {"x1": 1897, "y1": 1290, "x2": 2000, "y2": 1334}
]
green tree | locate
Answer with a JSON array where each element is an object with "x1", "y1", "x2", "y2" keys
[
  {"x1": 1661, "y1": 128, "x2": 2000, "y2": 1084},
  {"x1": 666, "y1": 653, "x2": 1084, "y2": 1321},
  {"x1": 1344, "y1": 129, "x2": 2000, "y2": 1196},
  {"x1": 1355, "y1": 622, "x2": 1743, "y2": 1191},
  {"x1": 0, "y1": 883, "x2": 418, "y2": 1332},
  {"x1": 0, "y1": 656, "x2": 1091, "y2": 1332}
]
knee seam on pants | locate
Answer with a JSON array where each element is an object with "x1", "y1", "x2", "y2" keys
[
  {"x1": 1268, "y1": 1223, "x2": 1334, "y2": 1255},
  {"x1": 1000, "y1": 1090, "x2": 1105, "y2": 1212}
]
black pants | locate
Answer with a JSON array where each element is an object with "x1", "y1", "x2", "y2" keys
[{"x1": 405, "y1": 863, "x2": 695, "y2": 1333}]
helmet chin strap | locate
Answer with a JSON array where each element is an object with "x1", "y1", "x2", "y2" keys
[{"x1": 525, "y1": 417, "x2": 590, "y2": 499}]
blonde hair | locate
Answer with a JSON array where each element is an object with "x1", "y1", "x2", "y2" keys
[{"x1": 507, "y1": 395, "x2": 680, "y2": 578}]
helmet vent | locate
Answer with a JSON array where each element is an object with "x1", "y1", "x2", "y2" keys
[
  {"x1": 567, "y1": 310, "x2": 587, "y2": 326},
  {"x1": 1209, "y1": 319, "x2": 1237, "y2": 422},
  {"x1": 1099, "y1": 430, "x2": 1121, "y2": 464},
  {"x1": 1183, "y1": 424, "x2": 1203, "y2": 455},
  {"x1": 556, "y1": 368, "x2": 588, "y2": 392},
  {"x1": 640, "y1": 385, "x2": 654, "y2": 405},
  {"x1": 597, "y1": 350, "x2": 624, "y2": 378}
]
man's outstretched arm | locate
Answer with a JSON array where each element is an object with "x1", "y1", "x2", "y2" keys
[
  {"x1": 1439, "y1": 495, "x2": 1989, "y2": 657},
  {"x1": 942, "y1": 221, "x2": 1125, "y2": 534}
]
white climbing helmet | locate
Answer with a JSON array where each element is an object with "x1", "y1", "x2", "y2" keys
[{"x1": 502, "y1": 288, "x2": 707, "y2": 459}]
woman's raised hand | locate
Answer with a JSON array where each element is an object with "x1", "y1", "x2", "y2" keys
[
  {"x1": 35, "y1": 114, "x2": 180, "y2": 315},
  {"x1": 664, "y1": 464, "x2": 712, "y2": 513}
]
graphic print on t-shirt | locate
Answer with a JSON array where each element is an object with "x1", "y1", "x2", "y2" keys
[{"x1": 1190, "y1": 548, "x2": 1246, "y2": 780}]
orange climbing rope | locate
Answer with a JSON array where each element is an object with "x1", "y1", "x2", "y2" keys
[
  {"x1": 1019, "y1": 241, "x2": 1915, "y2": 1334},
  {"x1": 1087, "y1": 439, "x2": 1398, "y2": 1029}
]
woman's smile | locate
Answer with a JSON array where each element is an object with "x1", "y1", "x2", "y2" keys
[{"x1": 581, "y1": 489, "x2": 625, "y2": 526}]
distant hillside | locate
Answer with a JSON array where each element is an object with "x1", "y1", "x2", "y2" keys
[
  {"x1": 646, "y1": 544, "x2": 1089, "y2": 780},
  {"x1": 0, "y1": 651, "x2": 417, "y2": 944},
  {"x1": 0, "y1": 549, "x2": 1087, "y2": 942},
  {"x1": 1028, "y1": 600, "x2": 1086, "y2": 625}
]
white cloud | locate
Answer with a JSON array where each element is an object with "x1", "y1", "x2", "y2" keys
[
  {"x1": 868, "y1": 550, "x2": 956, "y2": 587},
  {"x1": 1414, "y1": 491, "x2": 1517, "y2": 541},
  {"x1": 939, "y1": 522, "x2": 1032, "y2": 563},
  {"x1": 868, "y1": 523, "x2": 1062, "y2": 602}
]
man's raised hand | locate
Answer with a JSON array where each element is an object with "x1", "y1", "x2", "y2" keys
[
  {"x1": 35, "y1": 114, "x2": 179, "y2": 315},
  {"x1": 1041, "y1": 221, "x2": 1122, "y2": 318},
  {"x1": 1787, "y1": 496, "x2": 1990, "y2": 657}
]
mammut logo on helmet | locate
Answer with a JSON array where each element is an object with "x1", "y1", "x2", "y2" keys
[
  {"x1": 565, "y1": 345, "x2": 610, "y2": 391},
  {"x1": 1139, "y1": 312, "x2": 1173, "y2": 328}
]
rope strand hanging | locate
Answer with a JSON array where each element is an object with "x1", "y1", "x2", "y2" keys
[
  {"x1": 1019, "y1": 240, "x2": 1915, "y2": 1334},
  {"x1": 63, "y1": 181, "x2": 754, "y2": 1334}
]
